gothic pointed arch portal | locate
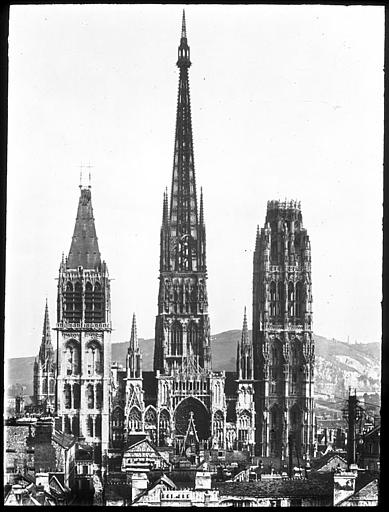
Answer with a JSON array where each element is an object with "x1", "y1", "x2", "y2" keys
[{"x1": 174, "y1": 397, "x2": 210, "y2": 440}]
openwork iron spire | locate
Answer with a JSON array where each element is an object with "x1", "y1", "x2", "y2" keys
[
  {"x1": 154, "y1": 13, "x2": 211, "y2": 374},
  {"x1": 168, "y1": 9, "x2": 200, "y2": 273}
]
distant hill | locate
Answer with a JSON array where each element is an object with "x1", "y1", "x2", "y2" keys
[{"x1": 6, "y1": 331, "x2": 381, "y2": 398}]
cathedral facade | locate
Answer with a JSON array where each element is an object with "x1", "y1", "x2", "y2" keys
[{"x1": 32, "y1": 12, "x2": 314, "y2": 467}]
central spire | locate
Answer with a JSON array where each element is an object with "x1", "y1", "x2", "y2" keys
[
  {"x1": 169, "y1": 9, "x2": 199, "y2": 273},
  {"x1": 154, "y1": 12, "x2": 211, "y2": 374}
]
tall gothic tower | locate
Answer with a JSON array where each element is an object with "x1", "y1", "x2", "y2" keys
[
  {"x1": 33, "y1": 299, "x2": 56, "y2": 413},
  {"x1": 153, "y1": 12, "x2": 225, "y2": 451},
  {"x1": 253, "y1": 200, "x2": 315, "y2": 462},
  {"x1": 55, "y1": 183, "x2": 111, "y2": 460}
]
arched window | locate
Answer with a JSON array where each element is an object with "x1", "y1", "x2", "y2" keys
[
  {"x1": 277, "y1": 282, "x2": 284, "y2": 316},
  {"x1": 64, "y1": 384, "x2": 72, "y2": 409},
  {"x1": 144, "y1": 408, "x2": 157, "y2": 443},
  {"x1": 288, "y1": 282, "x2": 295, "y2": 316},
  {"x1": 74, "y1": 282, "x2": 82, "y2": 322},
  {"x1": 128, "y1": 408, "x2": 142, "y2": 432},
  {"x1": 161, "y1": 382, "x2": 168, "y2": 404},
  {"x1": 49, "y1": 380, "x2": 55, "y2": 394},
  {"x1": 269, "y1": 405, "x2": 282, "y2": 457},
  {"x1": 64, "y1": 415, "x2": 71, "y2": 434},
  {"x1": 171, "y1": 322, "x2": 183, "y2": 356},
  {"x1": 187, "y1": 322, "x2": 199, "y2": 356},
  {"x1": 87, "y1": 416, "x2": 94, "y2": 437},
  {"x1": 270, "y1": 282, "x2": 276, "y2": 317},
  {"x1": 42, "y1": 379, "x2": 48, "y2": 395},
  {"x1": 95, "y1": 383, "x2": 103, "y2": 410},
  {"x1": 64, "y1": 282, "x2": 73, "y2": 319},
  {"x1": 213, "y1": 411, "x2": 224, "y2": 444},
  {"x1": 238, "y1": 411, "x2": 250, "y2": 444},
  {"x1": 72, "y1": 416, "x2": 79, "y2": 436},
  {"x1": 85, "y1": 282, "x2": 93, "y2": 322},
  {"x1": 95, "y1": 416, "x2": 102, "y2": 437},
  {"x1": 86, "y1": 341, "x2": 102, "y2": 376},
  {"x1": 93, "y1": 282, "x2": 104, "y2": 323},
  {"x1": 86, "y1": 384, "x2": 94, "y2": 409},
  {"x1": 73, "y1": 383, "x2": 80, "y2": 409},
  {"x1": 65, "y1": 341, "x2": 79, "y2": 375},
  {"x1": 215, "y1": 382, "x2": 221, "y2": 404},
  {"x1": 270, "y1": 342, "x2": 283, "y2": 394},
  {"x1": 159, "y1": 410, "x2": 170, "y2": 447},
  {"x1": 295, "y1": 282, "x2": 303, "y2": 318}
]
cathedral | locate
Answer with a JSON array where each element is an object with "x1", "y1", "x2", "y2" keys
[{"x1": 32, "y1": 12, "x2": 315, "y2": 467}]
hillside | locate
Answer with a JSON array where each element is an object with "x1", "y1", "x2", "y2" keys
[{"x1": 6, "y1": 331, "x2": 381, "y2": 399}]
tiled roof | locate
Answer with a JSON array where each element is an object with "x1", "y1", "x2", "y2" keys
[
  {"x1": 216, "y1": 473, "x2": 333, "y2": 498},
  {"x1": 52, "y1": 429, "x2": 76, "y2": 449},
  {"x1": 311, "y1": 451, "x2": 347, "y2": 470}
]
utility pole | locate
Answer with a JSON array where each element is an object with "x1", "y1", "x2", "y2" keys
[{"x1": 347, "y1": 390, "x2": 357, "y2": 466}]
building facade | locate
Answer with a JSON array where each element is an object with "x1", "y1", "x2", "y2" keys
[
  {"x1": 27, "y1": 12, "x2": 316, "y2": 472},
  {"x1": 253, "y1": 200, "x2": 315, "y2": 460},
  {"x1": 118, "y1": 12, "x2": 227, "y2": 453}
]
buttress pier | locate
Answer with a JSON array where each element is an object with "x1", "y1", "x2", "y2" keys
[
  {"x1": 55, "y1": 184, "x2": 112, "y2": 462},
  {"x1": 253, "y1": 200, "x2": 315, "y2": 462}
]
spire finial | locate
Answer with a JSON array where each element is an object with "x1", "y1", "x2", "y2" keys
[
  {"x1": 242, "y1": 306, "x2": 249, "y2": 345},
  {"x1": 181, "y1": 9, "x2": 187, "y2": 40},
  {"x1": 130, "y1": 312, "x2": 138, "y2": 350}
]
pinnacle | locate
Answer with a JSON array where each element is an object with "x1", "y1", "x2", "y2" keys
[
  {"x1": 181, "y1": 9, "x2": 187, "y2": 40},
  {"x1": 129, "y1": 313, "x2": 138, "y2": 350}
]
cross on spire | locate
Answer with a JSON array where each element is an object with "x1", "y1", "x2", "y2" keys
[{"x1": 79, "y1": 162, "x2": 94, "y2": 189}]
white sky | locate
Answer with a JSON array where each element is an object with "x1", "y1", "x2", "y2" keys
[{"x1": 6, "y1": 4, "x2": 384, "y2": 359}]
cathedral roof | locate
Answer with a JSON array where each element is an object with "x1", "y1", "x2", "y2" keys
[{"x1": 67, "y1": 187, "x2": 101, "y2": 269}]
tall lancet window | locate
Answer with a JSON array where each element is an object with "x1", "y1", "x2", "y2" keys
[
  {"x1": 277, "y1": 281, "x2": 284, "y2": 316},
  {"x1": 187, "y1": 321, "x2": 198, "y2": 355},
  {"x1": 295, "y1": 281, "x2": 303, "y2": 318},
  {"x1": 64, "y1": 282, "x2": 73, "y2": 319},
  {"x1": 65, "y1": 341, "x2": 79, "y2": 375},
  {"x1": 86, "y1": 341, "x2": 102, "y2": 376},
  {"x1": 64, "y1": 384, "x2": 72, "y2": 409},
  {"x1": 74, "y1": 281, "x2": 82, "y2": 322},
  {"x1": 85, "y1": 281, "x2": 93, "y2": 323},
  {"x1": 171, "y1": 322, "x2": 183, "y2": 355},
  {"x1": 86, "y1": 384, "x2": 94, "y2": 409},
  {"x1": 270, "y1": 282, "x2": 276, "y2": 317},
  {"x1": 288, "y1": 282, "x2": 295, "y2": 316},
  {"x1": 93, "y1": 282, "x2": 104, "y2": 323}
]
